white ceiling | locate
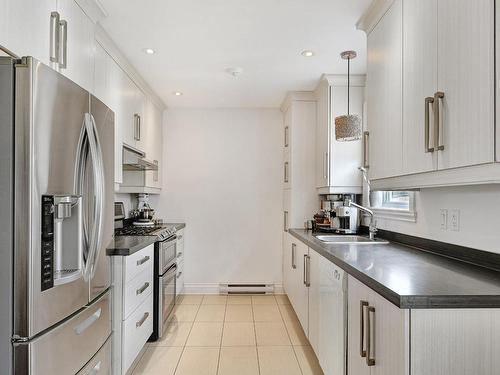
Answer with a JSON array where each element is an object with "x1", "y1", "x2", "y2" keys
[{"x1": 99, "y1": 0, "x2": 372, "y2": 108}]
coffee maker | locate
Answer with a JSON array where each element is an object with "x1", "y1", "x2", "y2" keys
[{"x1": 319, "y1": 194, "x2": 360, "y2": 234}]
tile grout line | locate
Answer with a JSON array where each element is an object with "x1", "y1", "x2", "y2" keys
[
  {"x1": 173, "y1": 298, "x2": 202, "y2": 375},
  {"x1": 276, "y1": 295, "x2": 305, "y2": 375},
  {"x1": 215, "y1": 297, "x2": 227, "y2": 375},
  {"x1": 251, "y1": 296, "x2": 262, "y2": 375}
]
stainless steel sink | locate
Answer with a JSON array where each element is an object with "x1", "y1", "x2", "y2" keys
[{"x1": 314, "y1": 235, "x2": 388, "y2": 245}]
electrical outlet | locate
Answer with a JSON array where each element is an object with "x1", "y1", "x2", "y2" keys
[
  {"x1": 440, "y1": 209, "x2": 448, "y2": 230},
  {"x1": 449, "y1": 209, "x2": 460, "y2": 232}
]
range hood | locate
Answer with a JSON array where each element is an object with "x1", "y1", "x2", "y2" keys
[{"x1": 122, "y1": 144, "x2": 158, "y2": 171}]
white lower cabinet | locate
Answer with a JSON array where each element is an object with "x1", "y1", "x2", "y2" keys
[{"x1": 112, "y1": 244, "x2": 154, "y2": 375}]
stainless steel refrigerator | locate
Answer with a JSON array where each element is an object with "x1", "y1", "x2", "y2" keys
[{"x1": 0, "y1": 56, "x2": 115, "y2": 374}]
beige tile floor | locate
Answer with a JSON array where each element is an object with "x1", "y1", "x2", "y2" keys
[{"x1": 131, "y1": 294, "x2": 324, "y2": 375}]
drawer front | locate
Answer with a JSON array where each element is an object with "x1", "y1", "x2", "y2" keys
[
  {"x1": 123, "y1": 268, "x2": 154, "y2": 320},
  {"x1": 19, "y1": 291, "x2": 111, "y2": 375},
  {"x1": 122, "y1": 295, "x2": 153, "y2": 373},
  {"x1": 124, "y1": 244, "x2": 154, "y2": 283},
  {"x1": 76, "y1": 336, "x2": 112, "y2": 375}
]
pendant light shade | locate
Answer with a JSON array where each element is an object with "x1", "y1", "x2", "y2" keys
[{"x1": 335, "y1": 50, "x2": 362, "y2": 142}]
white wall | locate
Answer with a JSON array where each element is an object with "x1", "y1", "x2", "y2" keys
[
  {"x1": 375, "y1": 185, "x2": 500, "y2": 254},
  {"x1": 154, "y1": 108, "x2": 284, "y2": 291}
]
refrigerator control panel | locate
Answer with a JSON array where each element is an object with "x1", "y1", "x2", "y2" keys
[{"x1": 41, "y1": 195, "x2": 54, "y2": 290}]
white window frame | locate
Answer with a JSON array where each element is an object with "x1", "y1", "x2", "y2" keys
[{"x1": 370, "y1": 191, "x2": 417, "y2": 222}]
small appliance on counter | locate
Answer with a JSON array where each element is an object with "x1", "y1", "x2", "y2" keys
[
  {"x1": 130, "y1": 193, "x2": 156, "y2": 226},
  {"x1": 314, "y1": 194, "x2": 361, "y2": 234}
]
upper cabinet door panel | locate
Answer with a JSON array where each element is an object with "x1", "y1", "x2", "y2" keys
[
  {"x1": 366, "y1": 0, "x2": 403, "y2": 180},
  {"x1": 315, "y1": 79, "x2": 330, "y2": 188},
  {"x1": 56, "y1": 0, "x2": 95, "y2": 91},
  {"x1": 437, "y1": 0, "x2": 495, "y2": 170},
  {"x1": 1, "y1": 0, "x2": 57, "y2": 65},
  {"x1": 402, "y1": 0, "x2": 438, "y2": 175}
]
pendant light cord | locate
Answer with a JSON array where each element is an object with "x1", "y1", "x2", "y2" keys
[{"x1": 347, "y1": 56, "x2": 350, "y2": 116}]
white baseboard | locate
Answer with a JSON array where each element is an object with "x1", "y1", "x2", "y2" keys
[{"x1": 183, "y1": 283, "x2": 284, "y2": 295}]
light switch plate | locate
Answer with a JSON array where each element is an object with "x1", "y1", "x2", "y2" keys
[
  {"x1": 449, "y1": 209, "x2": 460, "y2": 232},
  {"x1": 440, "y1": 209, "x2": 448, "y2": 230}
]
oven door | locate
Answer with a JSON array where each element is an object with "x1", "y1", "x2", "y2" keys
[
  {"x1": 158, "y1": 237, "x2": 177, "y2": 275},
  {"x1": 157, "y1": 263, "x2": 177, "y2": 338}
]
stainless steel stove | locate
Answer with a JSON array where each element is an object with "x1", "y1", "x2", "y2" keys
[{"x1": 114, "y1": 224, "x2": 177, "y2": 241}]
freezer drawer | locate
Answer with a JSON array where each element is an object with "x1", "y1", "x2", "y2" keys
[
  {"x1": 77, "y1": 336, "x2": 112, "y2": 375},
  {"x1": 14, "y1": 290, "x2": 111, "y2": 375}
]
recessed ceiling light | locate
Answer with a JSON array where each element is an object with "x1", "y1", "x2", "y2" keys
[
  {"x1": 173, "y1": 91, "x2": 183, "y2": 96},
  {"x1": 301, "y1": 50, "x2": 315, "y2": 57},
  {"x1": 143, "y1": 48, "x2": 155, "y2": 55},
  {"x1": 225, "y1": 67, "x2": 244, "y2": 77}
]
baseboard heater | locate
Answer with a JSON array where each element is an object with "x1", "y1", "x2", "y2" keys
[{"x1": 219, "y1": 283, "x2": 275, "y2": 295}]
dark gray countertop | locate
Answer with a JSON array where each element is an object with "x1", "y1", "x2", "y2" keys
[
  {"x1": 107, "y1": 223, "x2": 186, "y2": 256},
  {"x1": 289, "y1": 229, "x2": 500, "y2": 309}
]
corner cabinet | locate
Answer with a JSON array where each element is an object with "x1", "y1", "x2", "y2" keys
[
  {"x1": 314, "y1": 75, "x2": 365, "y2": 194},
  {"x1": 360, "y1": 0, "x2": 500, "y2": 190}
]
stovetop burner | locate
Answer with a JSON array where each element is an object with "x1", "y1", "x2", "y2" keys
[{"x1": 115, "y1": 223, "x2": 177, "y2": 241}]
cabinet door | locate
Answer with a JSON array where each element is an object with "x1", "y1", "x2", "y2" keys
[
  {"x1": 282, "y1": 233, "x2": 294, "y2": 298},
  {"x1": 134, "y1": 88, "x2": 147, "y2": 151},
  {"x1": 57, "y1": 0, "x2": 94, "y2": 91},
  {"x1": 436, "y1": 0, "x2": 495, "y2": 170},
  {"x1": 293, "y1": 241, "x2": 309, "y2": 336},
  {"x1": 369, "y1": 290, "x2": 408, "y2": 375},
  {"x1": 402, "y1": 0, "x2": 438, "y2": 175},
  {"x1": 315, "y1": 79, "x2": 330, "y2": 188},
  {"x1": 93, "y1": 42, "x2": 108, "y2": 104},
  {"x1": 121, "y1": 74, "x2": 138, "y2": 147},
  {"x1": 367, "y1": 0, "x2": 403, "y2": 180},
  {"x1": 347, "y1": 276, "x2": 371, "y2": 375},
  {"x1": 307, "y1": 250, "x2": 320, "y2": 355},
  {"x1": 144, "y1": 100, "x2": 163, "y2": 188},
  {"x1": 1, "y1": 0, "x2": 56, "y2": 65}
]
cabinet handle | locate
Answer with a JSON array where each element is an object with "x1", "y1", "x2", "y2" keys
[
  {"x1": 284, "y1": 162, "x2": 289, "y2": 183},
  {"x1": 303, "y1": 254, "x2": 310, "y2": 287},
  {"x1": 434, "y1": 92, "x2": 445, "y2": 151},
  {"x1": 136, "y1": 255, "x2": 150, "y2": 266},
  {"x1": 366, "y1": 306, "x2": 376, "y2": 366},
  {"x1": 177, "y1": 235, "x2": 183, "y2": 240},
  {"x1": 138, "y1": 115, "x2": 141, "y2": 141},
  {"x1": 136, "y1": 312, "x2": 149, "y2": 328},
  {"x1": 284, "y1": 126, "x2": 289, "y2": 147},
  {"x1": 136, "y1": 282, "x2": 150, "y2": 295},
  {"x1": 87, "y1": 360, "x2": 101, "y2": 375},
  {"x1": 425, "y1": 97, "x2": 435, "y2": 153},
  {"x1": 58, "y1": 19, "x2": 67, "y2": 69},
  {"x1": 359, "y1": 301, "x2": 368, "y2": 358},
  {"x1": 291, "y1": 244, "x2": 296, "y2": 269},
  {"x1": 134, "y1": 114, "x2": 140, "y2": 140},
  {"x1": 284, "y1": 211, "x2": 288, "y2": 232},
  {"x1": 363, "y1": 131, "x2": 370, "y2": 168},
  {"x1": 153, "y1": 160, "x2": 159, "y2": 182},
  {"x1": 177, "y1": 271, "x2": 182, "y2": 279},
  {"x1": 50, "y1": 12, "x2": 60, "y2": 63},
  {"x1": 323, "y1": 152, "x2": 328, "y2": 179},
  {"x1": 177, "y1": 252, "x2": 183, "y2": 258}
]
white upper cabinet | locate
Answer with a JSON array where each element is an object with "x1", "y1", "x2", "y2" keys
[
  {"x1": 366, "y1": 0, "x2": 403, "y2": 180},
  {"x1": 56, "y1": 0, "x2": 95, "y2": 91},
  {"x1": 362, "y1": 0, "x2": 498, "y2": 189},
  {"x1": 402, "y1": 0, "x2": 438, "y2": 175},
  {"x1": 436, "y1": 0, "x2": 495, "y2": 170},
  {"x1": 0, "y1": 0, "x2": 56, "y2": 65},
  {"x1": 315, "y1": 76, "x2": 365, "y2": 193},
  {"x1": 144, "y1": 98, "x2": 163, "y2": 189}
]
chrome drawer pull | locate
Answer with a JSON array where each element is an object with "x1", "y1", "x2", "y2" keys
[
  {"x1": 425, "y1": 97, "x2": 435, "y2": 153},
  {"x1": 360, "y1": 301, "x2": 368, "y2": 358},
  {"x1": 136, "y1": 282, "x2": 150, "y2": 295},
  {"x1": 136, "y1": 255, "x2": 150, "y2": 266},
  {"x1": 366, "y1": 306, "x2": 376, "y2": 366},
  {"x1": 75, "y1": 308, "x2": 102, "y2": 335},
  {"x1": 136, "y1": 312, "x2": 149, "y2": 328}
]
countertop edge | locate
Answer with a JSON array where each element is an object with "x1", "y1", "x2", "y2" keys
[{"x1": 288, "y1": 229, "x2": 500, "y2": 309}]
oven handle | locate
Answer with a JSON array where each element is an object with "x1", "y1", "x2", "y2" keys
[
  {"x1": 163, "y1": 263, "x2": 177, "y2": 278},
  {"x1": 160, "y1": 235, "x2": 177, "y2": 245}
]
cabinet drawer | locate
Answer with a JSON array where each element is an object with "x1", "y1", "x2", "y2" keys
[
  {"x1": 176, "y1": 262, "x2": 185, "y2": 296},
  {"x1": 124, "y1": 244, "x2": 154, "y2": 283},
  {"x1": 123, "y1": 268, "x2": 154, "y2": 320},
  {"x1": 122, "y1": 295, "x2": 153, "y2": 373}
]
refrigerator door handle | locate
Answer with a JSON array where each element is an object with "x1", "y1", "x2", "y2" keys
[{"x1": 75, "y1": 114, "x2": 105, "y2": 281}]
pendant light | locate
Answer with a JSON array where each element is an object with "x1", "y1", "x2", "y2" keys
[{"x1": 335, "y1": 50, "x2": 362, "y2": 141}]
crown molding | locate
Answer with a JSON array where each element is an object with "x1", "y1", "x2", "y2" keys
[
  {"x1": 356, "y1": 0, "x2": 395, "y2": 34},
  {"x1": 280, "y1": 91, "x2": 316, "y2": 113}
]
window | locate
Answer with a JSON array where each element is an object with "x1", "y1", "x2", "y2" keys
[{"x1": 370, "y1": 191, "x2": 416, "y2": 222}]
